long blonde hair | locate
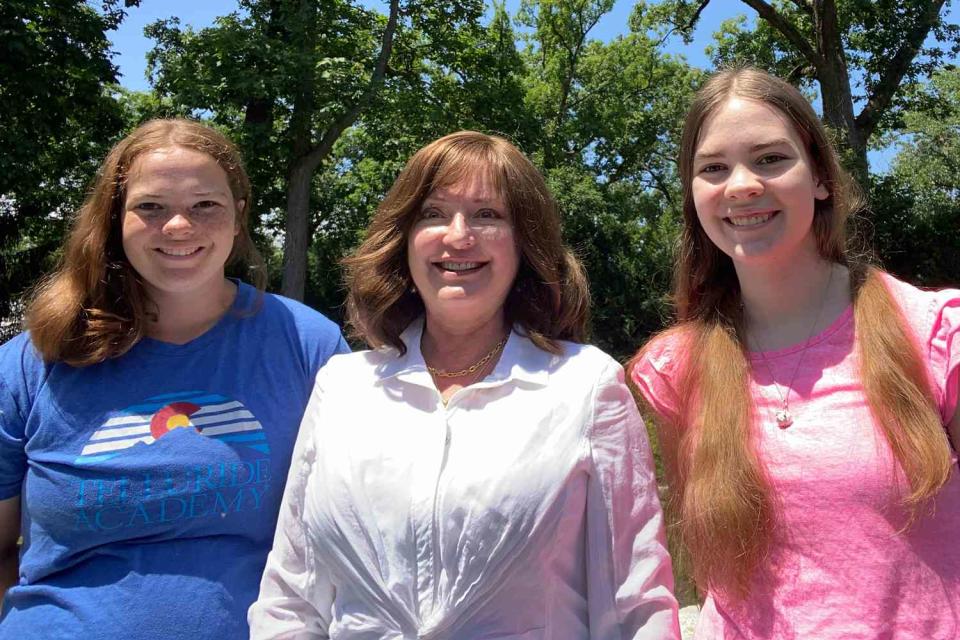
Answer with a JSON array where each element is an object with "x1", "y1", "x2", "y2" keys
[
  {"x1": 632, "y1": 68, "x2": 953, "y2": 598},
  {"x1": 26, "y1": 118, "x2": 266, "y2": 366}
]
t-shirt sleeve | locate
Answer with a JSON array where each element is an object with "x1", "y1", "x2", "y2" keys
[
  {"x1": 629, "y1": 334, "x2": 686, "y2": 427},
  {"x1": 308, "y1": 319, "x2": 350, "y2": 380},
  {"x1": 927, "y1": 291, "x2": 960, "y2": 424},
  {"x1": 0, "y1": 335, "x2": 41, "y2": 500}
]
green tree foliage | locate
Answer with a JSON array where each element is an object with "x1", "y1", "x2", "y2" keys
[
  {"x1": 302, "y1": 1, "x2": 537, "y2": 318},
  {"x1": 4, "y1": 0, "x2": 956, "y2": 357},
  {"x1": 643, "y1": 0, "x2": 960, "y2": 183},
  {"x1": 0, "y1": 0, "x2": 139, "y2": 333},
  {"x1": 147, "y1": 0, "x2": 398, "y2": 300},
  {"x1": 518, "y1": 0, "x2": 703, "y2": 357},
  {"x1": 871, "y1": 66, "x2": 960, "y2": 285},
  {"x1": 146, "y1": 0, "x2": 490, "y2": 302}
]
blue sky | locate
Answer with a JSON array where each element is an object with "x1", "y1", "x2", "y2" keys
[
  {"x1": 109, "y1": 0, "x2": 734, "y2": 90},
  {"x1": 106, "y1": 1, "x2": 957, "y2": 172}
]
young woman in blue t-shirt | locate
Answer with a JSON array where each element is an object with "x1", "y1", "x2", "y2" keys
[{"x1": 0, "y1": 119, "x2": 347, "y2": 639}]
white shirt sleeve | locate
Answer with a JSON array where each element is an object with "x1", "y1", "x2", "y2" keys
[
  {"x1": 585, "y1": 361, "x2": 681, "y2": 640},
  {"x1": 249, "y1": 379, "x2": 335, "y2": 639}
]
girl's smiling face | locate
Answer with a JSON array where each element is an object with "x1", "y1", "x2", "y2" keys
[
  {"x1": 122, "y1": 146, "x2": 240, "y2": 302},
  {"x1": 691, "y1": 97, "x2": 830, "y2": 269}
]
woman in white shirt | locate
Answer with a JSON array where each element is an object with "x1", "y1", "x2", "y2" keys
[{"x1": 249, "y1": 131, "x2": 680, "y2": 639}]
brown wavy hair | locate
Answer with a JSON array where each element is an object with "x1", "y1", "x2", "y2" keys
[
  {"x1": 630, "y1": 68, "x2": 952, "y2": 598},
  {"x1": 343, "y1": 131, "x2": 590, "y2": 354},
  {"x1": 25, "y1": 118, "x2": 266, "y2": 366}
]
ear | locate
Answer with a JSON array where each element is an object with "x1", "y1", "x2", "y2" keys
[{"x1": 813, "y1": 178, "x2": 829, "y2": 201}]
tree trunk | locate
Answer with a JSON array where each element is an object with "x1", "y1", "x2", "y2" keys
[
  {"x1": 281, "y1": 160, "x2": 313, "y2": 299},
  {"x1": 279, "y1": 0, "x2": 319, "y2": 301},
  {"x1": 812, "y1": 0, "x2": 869, "y2": 185},
  {"x1": 279, "y1": 0, "x2": 400, "y2": 300}
]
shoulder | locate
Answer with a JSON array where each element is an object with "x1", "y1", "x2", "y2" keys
[
  {"x1": 626, "y1": 325, "x2": 696, "y2": 425},
  {"x1": 553, "y1": 340, "x2": 623, "y2": 380},
  {"x1": 0, "y1": 332, "x2": 50, "y2": 419},
  {"x1": 631, "y1": 325, "x2": 694, "y2": 381},
  {"x1": 312, "y1": 347, "x2": 393, "y2": 385},
  {"x1": 0, "y1": 332, "x2": 47, "y2": 380},
  {"x1": 257, "y1": 290, "x2": 342, "y2": 333},
  {"x1": 879, "y1": 270, "x2": 959, "y2": 307},
  {"x1": 877, "y1": 272, "x2": 960, "y2": 347},
  {"x1": 238, "y1": 284, "x2": 346, "y2": 352}
]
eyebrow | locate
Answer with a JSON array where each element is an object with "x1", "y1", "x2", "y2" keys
[
  {"x1": 127, "y1": 190, "x2": 230, "y2": 199},
  {"x1": 423, "y1": 194, "x2": 501, "y2": 205},
  {"x1": 695, "y1": 138, "x2": 796, "y2": 160}
]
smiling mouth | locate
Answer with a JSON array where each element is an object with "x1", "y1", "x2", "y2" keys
[
  {"x1": 434, "y1": 261, "x2": 485, "y2": 274},
  {"x1": 156, "y1": 246, "x2": 203, "y2": 256},
  {"x1": 725, "y1": 211, "x2": 778, "y2": 227}
]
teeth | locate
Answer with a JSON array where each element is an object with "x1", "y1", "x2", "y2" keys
[
  {"x1": 158, "y1": 247, "x2": 201, "y2": 256},
  {"x1": 728, "y1": 213, "x2": 773, "y2": 226},
  {"x1": 439, "y1": 261, "x2": 481, "y2": 272}
]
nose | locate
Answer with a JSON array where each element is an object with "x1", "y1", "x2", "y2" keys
[
  {"x1": 442, "y1": 212, "x2": 475, "y2": 248},
  {"x1": 161, "y1": 211, "x2": 195, "y2": 236},
  {"x1": 724, "y1": 164, "x2": 763, "y2": 200}
]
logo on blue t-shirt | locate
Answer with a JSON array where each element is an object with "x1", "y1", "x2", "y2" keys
[{"x1": 75, "y1": 390, "x2": 269, "y2": 464}]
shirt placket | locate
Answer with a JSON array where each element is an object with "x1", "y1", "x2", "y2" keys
[{"x1": 410, "y1": 402, "x2": 454, "y2": 628}]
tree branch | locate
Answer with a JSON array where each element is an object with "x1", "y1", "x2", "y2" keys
[
  {"x1": 855, "y1": 0, "x2": 948, "y2": 139},
  {"x1": 302, "y1": 0, "x2": 400, "y2": 171},
  {"x1": 740, "y1": 0, "x2": 823, "y2": 67},
  {"x1": 654, "y1": 0, "x2": 710, "y2": 48}
]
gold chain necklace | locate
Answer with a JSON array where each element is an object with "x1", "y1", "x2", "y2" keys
[
  {"x1": 750, "y1": 267, "x2": 833, "y2": 429},
  {"x1": 425, "y1": 336, "x2": 507, "y2": 378}
]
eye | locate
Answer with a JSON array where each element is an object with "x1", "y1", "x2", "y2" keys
[
  {"x1": 192, "y1": 200, "x2": 225, "y2": 217},
  {"x1": 131, "y1": 202, "x2": 165, "y2": 219},
  {"x1": 475, "y1": 208, "x2": 501, "y2": 219},
  {"x1": 420, "y1": 206, "x2": 445, "y2": 219},
  {"x1": 699, "y1": 163, "x2": 726, "y2": 174},
  {"x1": 757, "y1": 153, "x2": 788, "y2": 165}
]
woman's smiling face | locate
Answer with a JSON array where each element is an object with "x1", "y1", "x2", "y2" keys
[
  {"x1": 691, "y1": 97, "x2": 829, "y2": 268},
  {"x1": 406, "y1": 171, "x2": 519, "y2": 329}
]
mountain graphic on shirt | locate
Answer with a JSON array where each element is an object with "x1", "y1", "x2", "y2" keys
[{"x1": 75, "y1": 390, "x2": 269, "y2": 464}]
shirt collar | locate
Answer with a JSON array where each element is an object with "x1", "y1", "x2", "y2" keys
[{"x1": 374, "y1": 317, "x2": 553, "y2": 389}]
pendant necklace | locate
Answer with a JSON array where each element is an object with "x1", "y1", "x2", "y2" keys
[{"x1": 750, "y1": 267, "x2": 833, "y2": 429}]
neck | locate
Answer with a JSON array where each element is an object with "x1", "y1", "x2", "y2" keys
[
  {"x1": 737, "y1": 254, "x2": 850, "y2": 351},
  {"x1": 144, "y1": 278, "x2": 238, "y2": 344},
  {"x1": 420, "y1": 309, "x2": 508, "y2": 372}
]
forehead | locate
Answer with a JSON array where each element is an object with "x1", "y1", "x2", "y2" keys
[
  {"x1": 126, "y1": 146, "x2": 229, "y2": 189},
  {"x1": 696, "y1": 97, "x2": 806, "y2": 155},
  {"x1": 426, "y1": 167, "x2": 505, "y2": 203}
]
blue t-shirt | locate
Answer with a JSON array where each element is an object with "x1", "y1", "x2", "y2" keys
[{"x1": 0, "y1": 282, "x2": 349, "y2": 640}]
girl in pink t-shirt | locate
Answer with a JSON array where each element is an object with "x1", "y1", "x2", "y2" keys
[{"x1": 630, "y1": 67, "x2": 960, "y2": 639}]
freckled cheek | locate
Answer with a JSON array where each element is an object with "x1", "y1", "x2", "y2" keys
[{"x1": 200, "y1": 213, "x2": 237, "y2": 233}]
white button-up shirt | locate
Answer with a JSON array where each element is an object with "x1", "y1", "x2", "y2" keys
[{"x1": 249, "y1": 321, "x2": 680, "y2": 639}]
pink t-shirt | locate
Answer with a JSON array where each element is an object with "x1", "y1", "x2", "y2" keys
[{"x1": 632, "y1": 274, "x2": 960, "y2": 640}]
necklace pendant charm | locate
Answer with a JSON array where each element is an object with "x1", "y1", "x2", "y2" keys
[{"x1": 775, "y1": 408, "x2": 793, "y2": 428}]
